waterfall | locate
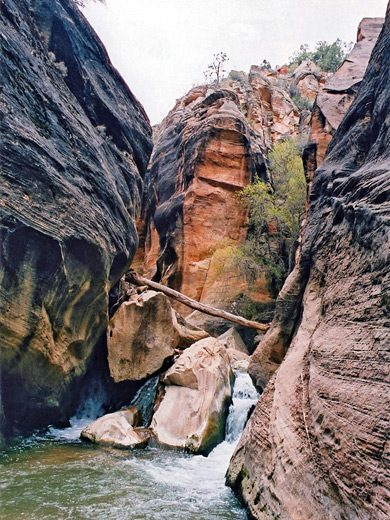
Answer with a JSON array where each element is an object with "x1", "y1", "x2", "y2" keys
[
  {"x1": 225, "y1": 370, "x2": 259, "y2": 443},
  {"x1": 46, "y1": 381, "x2": 106, "y2": 442},
  {"x1": 130, "y1": 375, "x2": 159, "y2": 426}
]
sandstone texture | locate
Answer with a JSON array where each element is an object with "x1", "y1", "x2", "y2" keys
[
  {"x1": 303, "y1": 17, "x2": 384, "y2": 199},
  {"x1": 227, "y1": 6, "x2": 390, "y2": 519},
  {"x1": 140, "y1": 87, "x2": 267, "y2": 310},
  {"x1": 80, "y1": 406, "x2": 149, "y2": 449},
  {"x1": 0, "y1": 0, "x2": 153, "y2": 435},
  {"x1": 150, "y1": 337, "x2": 233, "y2": 454},
  {"x1": 107, "y1": 290, "x2": 208, "y2": 382},
  {"x1": 138, "y1": 67, "x2": 314, "y2": 333}
]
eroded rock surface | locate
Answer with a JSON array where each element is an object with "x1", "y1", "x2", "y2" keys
[
  {"x1": 0, "y1": 0, "x2": 152, "y2": 435},
  {"x1": 304, "y1": 17, "x2": 384, "y2": 198},
  {"x1": 140, "y1": 87, "x2": 267, "y2": 310},
  {"x1": 227, "y1": 6, "x2": 390, "y2": 519},
  {"x1": 151, "y1": 337, "x2": 232, "y2": 454},
  {"x1": 138, "y1": 68, "x2": 313, "y2": 331},
  {"x1": 107, "y1": 290, "x2": 208, "y2": 382}
]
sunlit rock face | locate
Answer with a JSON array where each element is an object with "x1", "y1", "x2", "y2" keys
[
  {"x1": 227, "y1": 5, "x2": 390, "y2": 519},
  {"x1": 80, "y1": 406, "x2": 149, "y2": 450},
  {"x1": 303, "y1": 17, "x2": 384, "y2": 199},
  {"x1": 0, "y1": 0, "x2": 153, "y2": 435},
  {"x1": 138, "y1": 87, "x2": 268, "y2": 315}
]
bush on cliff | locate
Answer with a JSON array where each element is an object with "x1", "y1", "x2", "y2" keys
[
  {"x1": 236, "y1": 139, "x2": 306, "y2": 296},
  {"x1": 288, "y1": 39, "x2": 352, "y2": 72}
]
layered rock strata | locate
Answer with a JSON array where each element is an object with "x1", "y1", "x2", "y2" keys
[
  {"x1": 304, "y1": 17, "x2": 384, "y2": 199},
  {"x1": 227, "y1": 5, "x2": 390, "y2": 519},
  {"x1": 0, "y1": 0, "x2": 152, "y2": 434},
  {"x1": 140, "y1": 87, "x2": 267, "y2": 310},
  {"x1": 138, "y1": 68, "x2": 314, "y2": 330}
]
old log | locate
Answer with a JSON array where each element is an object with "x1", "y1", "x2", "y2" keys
[{"x1": 126, "y1": 270, "x2": 269, "y2": 332}]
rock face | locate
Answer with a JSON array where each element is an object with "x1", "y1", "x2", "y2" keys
[
  {"x1": 0, "y1": 0, "x2": 153, "y2": 435},
  {"x1": 80, "y1": 406, "x2": 149, "y2": 449},
  {"x1": 304, "y1": 17, "x2": 384, "y2": 198},
  {"x1": 150, "y1": 337, "x2": 232, "y2": 454},
  {"x1": 139, "y1": 87, "x2": 267, "y2": 311},
  {"x1": 227, "y1": 5, "x2": 390, "y2": 519},
  {"x1": 107, "y1": 290, "x2": 208, "y2": 382},
  {"x1": 138, "y1": 68, "x2": 314, "y2": 332}
]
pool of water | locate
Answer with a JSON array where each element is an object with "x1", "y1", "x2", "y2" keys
[{"x1": 0, "y1": 372, "x2": 258, "y2": 520}]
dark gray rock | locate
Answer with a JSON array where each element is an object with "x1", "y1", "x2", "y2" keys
[{"x1": 0, "y1": 0, "x2": 152, "y2": 435}]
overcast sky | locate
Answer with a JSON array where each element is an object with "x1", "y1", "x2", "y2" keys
[{"x1": 82, "y1": 0, "x2": 388, "y2": 125}]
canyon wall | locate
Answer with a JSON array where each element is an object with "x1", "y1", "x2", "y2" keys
[
  {"x1": 303, "y1": 17, "x2": 384, "y2": 200},
  {"x1": 0, "y1": 0, "x2": 152, "y2": 434},
  {"x1": 227, "y1": 6, "x2": 390, "y2": 519},
  {"x1": 138, "y1": 66, "x2": 318, "y2": 332},
  {"x1": 138, "y1": 87, "x2": 268, "y2": 316}
]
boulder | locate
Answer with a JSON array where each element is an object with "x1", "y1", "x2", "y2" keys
[
  {"x1": 0, "y1": 0, "x2": 152, "y2": 435},
  {"x1": 150, "y1": 337, "x2": 232, "y2": 454},
  {"x1": 107, "y1": 290, "x2": 208, "y2": 382},
  {"x1": 80, "y1": 407, "x2": 149, "y2": 449},
  {"x1": 217, "y1": 327, "x2": 249, "y2": 354}
]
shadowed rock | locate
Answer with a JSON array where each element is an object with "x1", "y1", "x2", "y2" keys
[{"x1": 0, "y1": 0, "x2": 152, "y2": 435}]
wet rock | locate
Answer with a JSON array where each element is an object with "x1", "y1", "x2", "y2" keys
[
  {"x1": 150, "y1": 337, "x2": 232, "y2": 454},
  {"x1": 107, "y1": 290, "x2": 208, "y2": 382},
  {"x1": 227, "y1": 7, "x2": 390, "y2": 519},
  {"x1": 80, "y1": 406, "x2": 149, "y2": 449},
  {"x1": 0, "y1": 0, "x2": 152, "y2": 435}
]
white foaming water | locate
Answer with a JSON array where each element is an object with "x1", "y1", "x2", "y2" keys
[
  {"x1": 46, "y1": 386, "x2": 106, "y2": 442},
  {"x1": 2, "y1": 370, "x2": 259, "y2": 519},
  {"x1": 226, "y1": 370, "x2": 259, "y2": 443},
  {"x1": 130, "y1": 370, "x2": 259, "y2": 497}
]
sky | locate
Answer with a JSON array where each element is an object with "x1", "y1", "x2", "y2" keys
[{"x1": 82, "y1": 0, "x2": 388, "y2": 125}]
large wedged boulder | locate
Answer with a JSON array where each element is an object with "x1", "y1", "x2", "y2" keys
[
  {"x1": 107, "y1": 290, "x2": 209, "y2": 382},
  {"x1": 227, "y1": 6, "x2": 390, "y2": 519},
  {"x1": 150, "y1": 337, "x2": 233, "y2": 455},
  {"x1": 80, "y1": 406, "x2": 149, "y2": 449},
  {"x1": 0, "y1": 0, "x2": 153, "y2": 435}
]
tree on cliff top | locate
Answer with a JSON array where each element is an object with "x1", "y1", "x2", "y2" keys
[
  {"x1": 204, "y1": 52, "x2": 229, "y2": 84},
  {"x1": 288, "y1": 39, "x2": 352, "y2": 72}
]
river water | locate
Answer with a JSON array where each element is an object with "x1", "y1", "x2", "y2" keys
[{"x1": 0, "y1": 371, "x2": 258, "y2": 520}]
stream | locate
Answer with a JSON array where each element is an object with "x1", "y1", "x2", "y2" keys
[{"x1": 0, "y1": 371, "x2": 258, "y2": 520}]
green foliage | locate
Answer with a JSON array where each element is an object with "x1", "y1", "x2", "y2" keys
[
  {"x1": 288, "y1": 39, "x2": 352, "y2": 72},
  {"x1": 235, "y1": 139, "x2": 306, "y2": 295},
  {"x1": 228, "y1": 70, "x2": 246, "y2": 82},
  {"x1": 289, "y1": 84, "x2": 313, "y2": 110}
]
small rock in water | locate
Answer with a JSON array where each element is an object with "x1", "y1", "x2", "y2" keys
[{"x1": 80, "y1": 406, "x2": 149, "y2": 449}]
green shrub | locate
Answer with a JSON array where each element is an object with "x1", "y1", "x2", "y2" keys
[
  {"x1": 288, "y1": 39, "x2": 352, "y2": 73},
  {"x1": 235, "y1": 139, "x2": 306, "y2": 296}
]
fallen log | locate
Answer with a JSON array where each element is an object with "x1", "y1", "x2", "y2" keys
[{"x1": 126, "y1": 270, "x2": 269, "y2": 332}]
